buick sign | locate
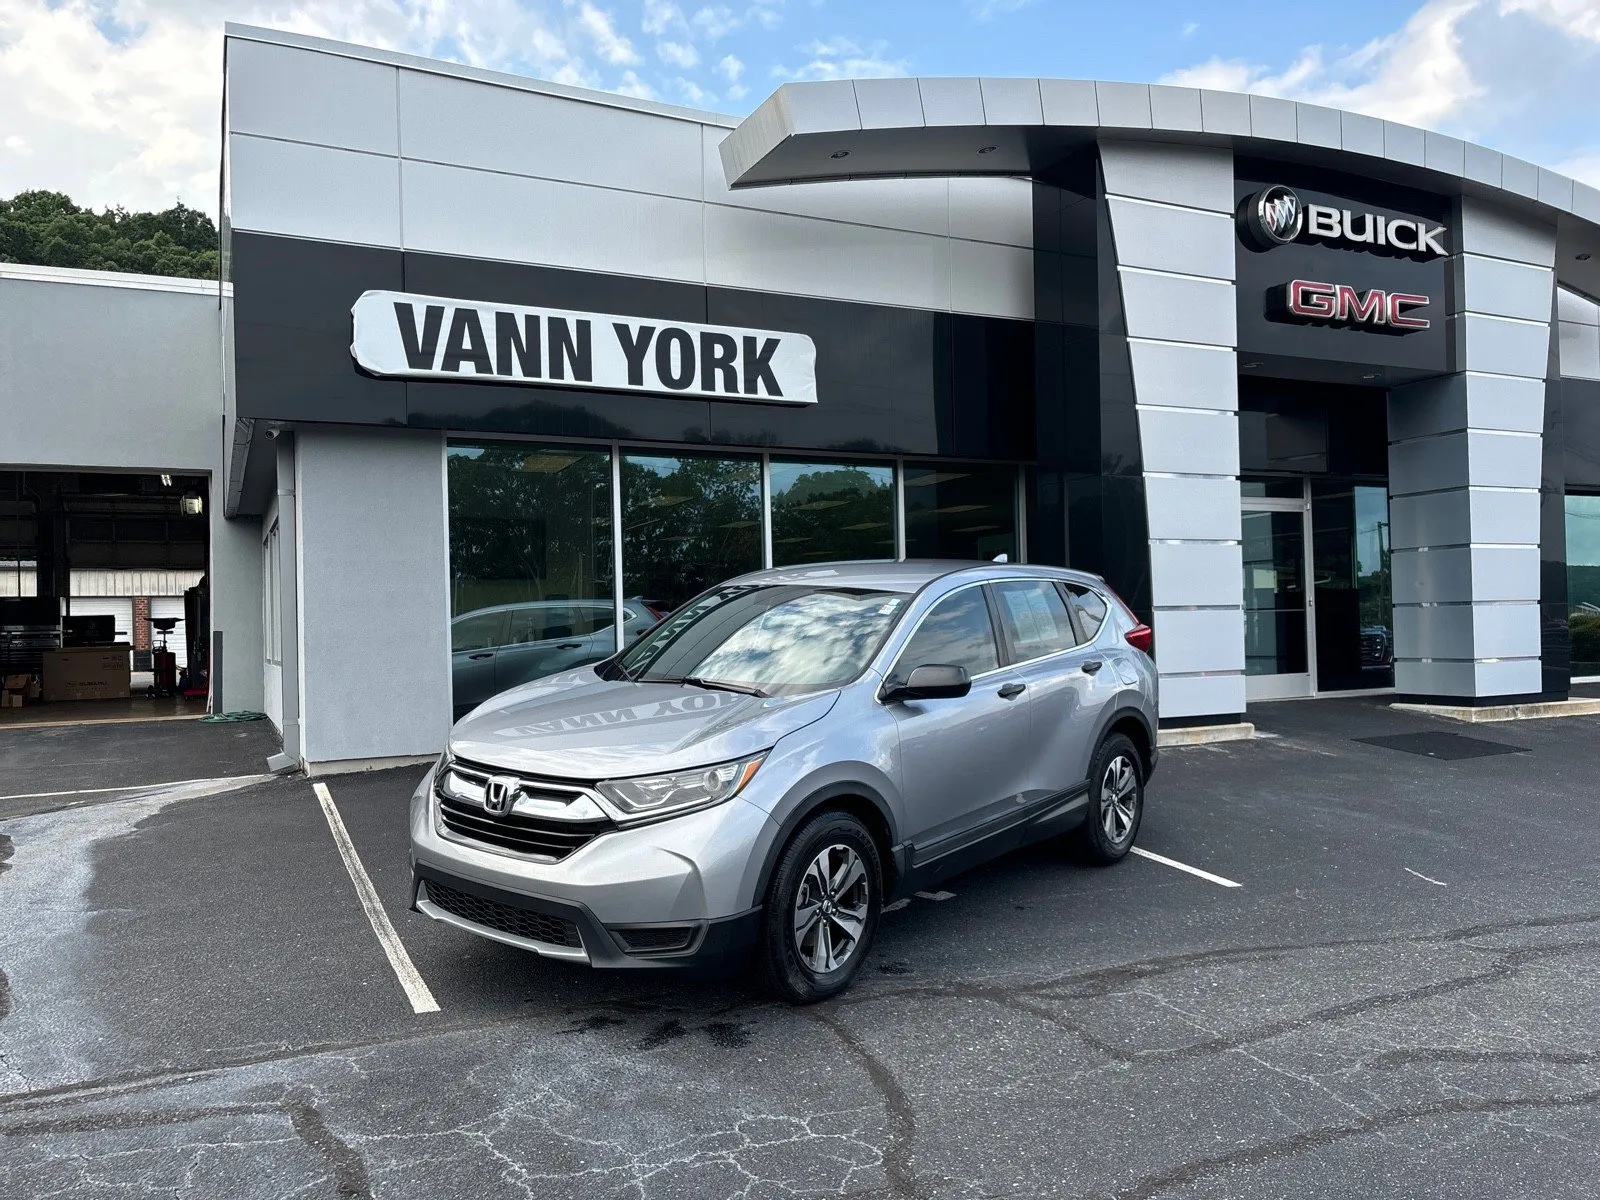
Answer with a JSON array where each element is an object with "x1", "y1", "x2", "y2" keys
[
  {"x1": 1241, "y1": 184, "x2": 1304, "y2": 249},
  {"x1": 351, "y1": 290, "x2": 818, "y2": 405},
  {"x1": 1239, "y1": 186, "x2": 1448, "y2": 258}
]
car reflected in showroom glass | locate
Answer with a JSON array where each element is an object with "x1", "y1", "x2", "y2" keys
[
  {"x1": 412, "y1": 561, "x2": 1159, "y2": 1003},
  {"x1": 446, "y1": 442, "x2": 616, "y2": 716}
]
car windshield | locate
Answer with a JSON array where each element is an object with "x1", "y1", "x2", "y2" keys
[{"x1": 603, "y1": 584, "x2": 908, "y2": 697}]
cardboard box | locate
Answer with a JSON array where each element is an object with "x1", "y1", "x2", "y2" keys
[
  {"x1": 41, "y1": 645, "x2": 132, "y2": 703},
  {"x1": 2, "y1": 674, "x2": 30, "y2": 690},
  {"x1": 2, "y1": 693, "x2": 22, "y2": 708}
]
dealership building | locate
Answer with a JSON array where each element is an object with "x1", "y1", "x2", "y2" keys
[{"x1": 3, "y1": 23, "x2": 1599, "y2": 770}]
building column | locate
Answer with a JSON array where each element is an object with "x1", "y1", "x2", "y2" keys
[
  {"x1": 1388, "y1": 199, "x2": 1556, "y2": 700},
  {"x1": 1100, "y1": 141, "x2": 1245, "y2": 722}
]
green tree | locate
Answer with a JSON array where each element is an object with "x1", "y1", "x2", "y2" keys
[{"x1": 0, "y1": 190, "x2": 218, "y2": 281}]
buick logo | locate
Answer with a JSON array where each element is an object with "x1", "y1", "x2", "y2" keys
[
  {"x1": 1241, "y1": 185, "x2": 1303, "y2": 250},
  {"x1": 483, "y1": 775, "x2": 521, "y2": 817}
]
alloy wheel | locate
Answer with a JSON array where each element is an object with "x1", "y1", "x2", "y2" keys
[
  {"x1": 1100, "y1": 754, "x2": 1138, "y2": 844},
  {"x1": 793, "y1": 843, "x2": 870, "y2": 973}
]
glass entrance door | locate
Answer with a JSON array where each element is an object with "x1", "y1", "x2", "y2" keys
[{"x1": 1242, "y1": 493, "x2": 1314, "y2": 701}]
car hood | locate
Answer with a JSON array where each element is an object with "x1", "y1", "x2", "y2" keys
[{"x1": 448, "y1": 667, "x2": 842, "y2": 779}]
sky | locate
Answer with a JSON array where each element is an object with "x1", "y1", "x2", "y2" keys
[{"x1": 1, "y1": 0, "x2": 1598, "y2": 216}]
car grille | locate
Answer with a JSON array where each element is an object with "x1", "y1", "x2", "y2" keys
[
  {"x1": 437, "y1": 761, "x2": 615, "y2": 861},
  {"x1": 423, "y1": 879, "x2": 583, "y2": 949}
]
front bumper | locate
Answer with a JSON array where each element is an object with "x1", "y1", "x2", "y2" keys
[
  {"x1": 408, "y1": 765, "x2": 773, "y2": 969},
  {"x1": 412, "y1": 863, "x2": 760, "y2": 971}
]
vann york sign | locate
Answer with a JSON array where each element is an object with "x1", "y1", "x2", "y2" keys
[{"x1": 351, "y1": 291, "x2": 818, "y2": 405}]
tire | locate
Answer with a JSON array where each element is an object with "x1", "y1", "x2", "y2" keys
[
  {"x1": 1075, "y1": 733, "x2": 1144, "y2": 865},
  {"x1": 759, "y1": 810, "x2": 883, "y2": 1004}
]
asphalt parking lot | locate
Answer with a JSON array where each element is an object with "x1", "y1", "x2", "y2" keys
[{"x1": 2, "y1": 698, "x2": 1598, "y2": 1199}]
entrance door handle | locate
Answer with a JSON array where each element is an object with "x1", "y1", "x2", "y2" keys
[
  {"x1": 1080, "y1": 660, "x2": 1104, "y2": 675},
  {"x1": 468, "y1": 652, "x2": 494, "y2": 660},
  {"x1": 997, "y1": 682, "x2": 1026, "y2": 699}
]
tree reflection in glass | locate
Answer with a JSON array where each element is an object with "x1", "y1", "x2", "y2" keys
[
  {"x1": 622, "y1": 452, "x2": 762, "y2": 614},
  {"x1": 770, "y1": 460, "x2": 895, "y2": 567}
]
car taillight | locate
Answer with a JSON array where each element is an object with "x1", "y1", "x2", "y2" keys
[{"x1": 1124, "y1": 623, "x2": 1154, "y2": 655}]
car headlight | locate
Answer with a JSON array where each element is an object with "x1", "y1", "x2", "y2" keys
[{"x1": 597, "y1": 754, "x2": 765, "y2": 821}]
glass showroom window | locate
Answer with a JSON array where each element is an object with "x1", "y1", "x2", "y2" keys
[
  {"x1": 1568, "y1": 494, "x2": 1600, "y2": 679},
  {"x1": 903, "y1": 462, "x2": 1019, "y2": 561},
  {"x1": 769, "y1": 459, "x2": 896, "y2": 566},
  {"x1": 446, "y1": 443, "x2": 614, "y2": 715},
  {"x1": 622, "y1": 450, "x2": 763, "y2": 615}
]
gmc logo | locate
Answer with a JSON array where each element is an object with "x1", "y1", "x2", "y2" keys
[{"x1": 1270, "y1": 279, "x2": 1431, "y2": 334}]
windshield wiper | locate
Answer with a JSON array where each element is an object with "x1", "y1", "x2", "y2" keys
[
  {"x1": 683, "y1": 676, "x2": 766, "y2": 697},
  {"x1": 641, "y1": 674, "x2": 766, "y2": 697}
]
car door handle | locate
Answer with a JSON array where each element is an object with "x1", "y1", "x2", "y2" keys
[
  {"x1": 997, "y1": 682, "x2": 1026, "y2": 699},
  {"x1": 468, "y1": 652, "x2": 494, "y2": 660},
  {"x1": 556, "y1": 643, "x2": 583, "y2": 650},
  {"x1": 1080, "y1": 660, "x2": 1104, "y2": 675}
]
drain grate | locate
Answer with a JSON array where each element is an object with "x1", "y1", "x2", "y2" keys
[{"x1": 1355, "y1": 732, "x2": 1528, "y2": 760}]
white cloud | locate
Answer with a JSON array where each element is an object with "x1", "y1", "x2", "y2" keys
[
  {"x1": 716, "y1": 52, "x2": 744, "y2": 83},
  {"x1": 615, "y1": 68, "x2": 655, "y2": 99},
  {"x1": 966, "y1": 0, "x2": 1032, "y2": 20},
  {"x1": 774, "y1": 35, "x2": 909, "y2": 81},
  {"x1": 575, "y1": 1, "x2": 640, "y2": 66},
  {"x1": 1499, "y1": 0, "x2": 1600, "y2": 40},
  {"x1": 0, "y1": 0, "x2": 648, "y2": 215},
  {"x1": 672, "y1": 76, "x2": 712, "y2": 106},
  {"x1": 1180, "y1": 21, "x2": 1198, "y2": 39},
  {"x1": 691, "y1": 4, "x2": 740, "y2": 39},
  {"x1": 641, "y1": 0, "x2": 685, "y2": 36},
  {"x1": 657, "y1": 39, "x2": 699, "y2": 68},
  {"x1": 1162, "y1": 0, "x2": 1483, "y2": 129}
]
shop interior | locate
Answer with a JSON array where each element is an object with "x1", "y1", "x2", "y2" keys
[{"x1": 0, "y1": 470, "x2": 210, "y2": 724}]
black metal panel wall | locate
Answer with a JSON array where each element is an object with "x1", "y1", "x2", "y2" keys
[{"x1": 231, "y1": 231, "x2": 1035, "y2": 463}]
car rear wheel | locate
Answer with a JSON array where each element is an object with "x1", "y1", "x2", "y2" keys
[
  {"x1": 1075, "y1": 733, "x2": 1144, "y2": 864},
  {"x1": 759, "y1": 811, "x2": 882, "y2": 1003}
]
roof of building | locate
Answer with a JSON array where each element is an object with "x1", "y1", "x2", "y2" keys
[
  {"x1": 718, "y1": 78, "x2": 1600, "y2": 297},
  {"x1": 0, "y1": 260, "x2": 228, "y2": 298}
]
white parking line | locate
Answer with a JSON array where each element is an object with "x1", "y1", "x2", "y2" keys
[
  {"x1": 311, "y1": 781, "x2": 440, "y2": 1015},
  {"x1": 0, "y1": 775, "x2": 269, "y2": 802},
  {"x1": 1405, "y1": 867, "x2": 1448, "y2": 887},
  {"x1": 1130, "y1": 846, "x2": 1242, "y2": 888}
]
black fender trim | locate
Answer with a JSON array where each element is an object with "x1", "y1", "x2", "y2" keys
[
  {"x1": 751, "y1": 782, "x2": 902, "y2": 911},
  {"x1": 1095, "y1": 704, "x2": 1159, "y2": 779}
]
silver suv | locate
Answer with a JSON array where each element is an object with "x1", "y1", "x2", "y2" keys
[{"x1": 410, "y1": 561, "x2": 1159, "y2": 1002}]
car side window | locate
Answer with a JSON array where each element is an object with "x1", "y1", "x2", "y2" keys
[
  {"x1": 451, "y1": 611, "x2": 505, "y2": 652},
  {"x1": 578, "y1": 604, "x2": 616, "y2": 636},
  {"x1": 891, "y1": 587, "x2": 1000, "y2": 682},
  {"x1": 991, "y1": 580, "x2": 1080, "y2": 661},
  {"x1": 1063, "y1": 584, "x2": 1108, "y2": 642}
]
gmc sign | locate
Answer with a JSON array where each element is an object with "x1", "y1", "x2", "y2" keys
[{"x1": 1269, "y1": 279, "x2": 1432, "y2": 333}]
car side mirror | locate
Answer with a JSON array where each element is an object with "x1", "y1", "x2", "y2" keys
[{"x1": 882, "y1": 663, "x2": 972, "y2": 703}]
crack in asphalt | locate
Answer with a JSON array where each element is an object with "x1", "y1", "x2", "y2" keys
[
  {"x1": 1107, "y1": 1090, "x2": 1600, "y2": 1200},
  {"x1": 2, "y1": 910, "x2": 1596, "y2": 1197}
]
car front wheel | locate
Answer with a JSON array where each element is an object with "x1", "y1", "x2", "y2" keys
[
  {"x1": 759, "y1": 810, "x2": 882, "y2": 1003},
  {"x1": 1075, "y1": 733, "x2": 1144, "y2": 864}
]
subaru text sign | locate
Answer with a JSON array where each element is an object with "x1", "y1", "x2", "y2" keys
[{"x1": 351, "y1": 290, "x2": 818, "y2": 405}]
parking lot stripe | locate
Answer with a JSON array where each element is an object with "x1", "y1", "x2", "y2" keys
[
  {"x1": 311, "y1": 781, "x2": 441, "y2": 1015},
  {"x1": 1405, "y1": 867, "x2": 1448, "y2": 886},
  {"x1": 0, "y1": 775, "x2": 269, "y2": 802},
  {"x1": 1130, "y1": 847, "x2": 1242, "y2": 888}
]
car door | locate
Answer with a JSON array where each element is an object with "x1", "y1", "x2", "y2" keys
[
  {"x1": 885, "y1": 583, "x2": 1035, "y2": 859},
  {"x1": 494, "y1": 604, "x2": 584, "y2": 692},
  {"x1": 1058, "y1": 582, "x2": 1122, "y2": 778},
  {"x1": 450, "y1": 609, "x2": 507, "y2": 714},
  {"x1": 989, "y1": 578, "x2": 1101, "y2": 803}
]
